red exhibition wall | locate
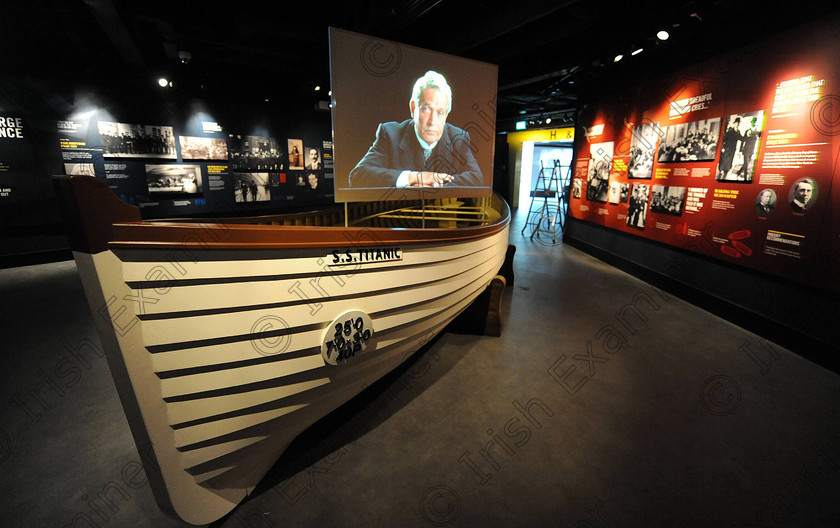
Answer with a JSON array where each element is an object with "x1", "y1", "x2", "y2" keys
[{"x1": 570, "y1": 15, "x2": 840, "y2": 293}]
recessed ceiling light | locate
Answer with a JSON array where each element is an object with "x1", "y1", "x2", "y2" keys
[
  {"x1": 632, "y1": 48, "x2": 644, "y2": 56},
  {"x1": 614, "y1": 54, "x2": 624, "y2": 62},
  {"x1": 158, "y1": 78, "x2": 169, "y2": 87},
  {"x1": 657, "y1": 30, "x2": 670, "y2": 41}
]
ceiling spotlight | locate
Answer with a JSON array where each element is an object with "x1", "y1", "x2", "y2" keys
[
  {"x1": 631, "y1": 48, "x2": 644, "y2": 56},
  {"x1": 614, "y1": 54, "x2": 624, "y2": 62},
  {"x1": 657, "y1": 30, "x2": 670, "y2": 41},
  {"x1": 314, "y1": 85, "x2": 321, "y2": 91},
  {"x1": 545, "y1": 117, "x2": 552, "y2": 124},
  {"x1": 158, "y1": 77, "x2": 169, "y2": 88},
  {"x1": 328, "y1": 90, "x2": 332, "y2": 96}
]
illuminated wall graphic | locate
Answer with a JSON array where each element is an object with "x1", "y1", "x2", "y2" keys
[{"x1": 570, "y1": 17, "x2": 840, "y2": 291}]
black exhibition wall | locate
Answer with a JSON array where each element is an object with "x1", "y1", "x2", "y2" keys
[{"x1": 0, "y1": 73, "x2": 334, "y2": 261}]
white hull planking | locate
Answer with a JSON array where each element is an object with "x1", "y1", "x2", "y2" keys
[{"x1": 75, "y1": 225, "x2": 509, "y2": 525}]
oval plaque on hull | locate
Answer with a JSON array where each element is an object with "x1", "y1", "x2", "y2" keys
[{"x1": 322, "y1": 310, "x2": 374, "y2": 366}]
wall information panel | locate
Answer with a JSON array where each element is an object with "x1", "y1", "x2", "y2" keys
[{"x1": 571, "y1": 17, "x2": 840, "y2": 291}]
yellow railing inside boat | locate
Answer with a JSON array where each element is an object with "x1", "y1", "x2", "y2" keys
[{"x1": 162, "y1": 196, "x2": 505, "y2": 229}]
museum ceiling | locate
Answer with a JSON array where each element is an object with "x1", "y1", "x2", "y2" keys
[{"x1": 3, "y1": 0, "x2": 838, "y2": 129}]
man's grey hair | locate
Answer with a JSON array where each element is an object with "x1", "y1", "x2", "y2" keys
[{"x1": 411, "y1": 70, "x2": 452, "y2": 114}]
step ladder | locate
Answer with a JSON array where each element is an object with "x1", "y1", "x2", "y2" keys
[{"x1": 521, "y1": 159, "x2": 565, "y2": 243}]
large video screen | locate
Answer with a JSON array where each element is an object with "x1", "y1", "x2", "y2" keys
[{"x1": 329, "y1": 28, "x2": 498, "y2": 203}]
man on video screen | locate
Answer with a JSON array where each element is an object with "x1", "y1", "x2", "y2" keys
[{"x1": 349, "y1": 70, "x2": 482, "y2": 188}]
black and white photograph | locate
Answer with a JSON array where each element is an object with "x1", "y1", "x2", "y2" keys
[
  {"x1": 650, "y1": 185, "x2": 687, "y2": 216},
  {"x1": 63, "y1": 163, "x2": 95, "y2": 176},
  {"x1": 233, "y1": 172, "x2": 271, "y2": 202},
  {"x1": 305, "y1": 172, "x2": 323, "y2": 193},
  {"x1": 657, "y1": 118, "x2": 720, "y2": 163},
  {"x1": 716, "y1": 111, "x2": 764, "y2": 182},
  {"x1": 628, "y1": 121, "x2": 661, "y2": 178},
  {"x1": 229, "y1": 136, "x2": 283, "y2": 171},
  {"x1": 586, "y1": 141, "x2": 613, "y2": 203},
  {"x1": 288, "y1": 139, "x2": 304, "y2": 170},
  {"x1": 572, "y1": 178, "x2": 582, "y2": 199},
  {"x1": 179, "y1": 136, "x2": 229, "y2": 160},
  {"x1": 619, "y1": 183, "x2": 630, "y2": 203},
  {"x1": 626, "y1": 183, "x2": 649, "y2": 229},
  {"x1": 755, "y1": 188, "x2": 777, "y2": 217},
  {"x1": 305, "y1": 146, "x2": 322, "y2": 171},
  {"x1": 305, "y1": 172, "x2": 327, "y2": 196},
  {"x1": 145, "y1": 164, "x2": 202, "y2": 196},
  {"x1": 787, "y1": 177, "x2": 818, "y2": 213},
  {"x1": 98, "y1": 121, "x2": 177, "y2": 158},
  {"x1": 608, "y1": 181, "x2": 621, "y2": 204}
]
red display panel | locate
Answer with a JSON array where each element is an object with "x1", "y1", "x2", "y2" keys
[{"x1": 570, "y1": 17, "x2": 840, "y2": 291}]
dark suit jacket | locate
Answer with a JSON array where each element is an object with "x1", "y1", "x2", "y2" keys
[
  {"x1": 789, "y1": 200, "x2": 807, "y2": 213},
  {"x1": 349, "y1": 119, "x2": 483, "y2": 188},
  {"x1": 755, "y1": 204, "x2": 773, "y2": 216}
]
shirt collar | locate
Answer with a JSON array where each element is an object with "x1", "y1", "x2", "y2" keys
[{"x1": 414, "y1": 127, "x2": 438, "y2": 151}]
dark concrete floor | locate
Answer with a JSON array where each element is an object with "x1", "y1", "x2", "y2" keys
[{"x1": 1, "y1": 212, "x2": 839, "y2": 528}]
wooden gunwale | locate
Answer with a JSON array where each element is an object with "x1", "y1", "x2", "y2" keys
[
  {"x1": 52, "y1": 175, "x2": 509, "y2": 253},
  {"x1": 108, "y1": 198, "x2": 508, "y2": 250}
]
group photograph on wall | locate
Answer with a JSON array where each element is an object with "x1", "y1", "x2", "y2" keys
[
  {"x1": 656, "y1": 118, "x2": 720, "y2": 163},
  {"x1": 98, "y1": 121, "x2": 177, "y2": 159},
  {"x1": 586, "y1": 141, "x2": 613, "y2": 202},
  {"x1": 627, "y1": 121, "x2": 659, "y2": 179},
  {"x1": 145, "y1": 164, "x2": 203, "y2": 197},
  {"x1": 230, "y1": 136, "x2": 285, "y2": 172}
]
